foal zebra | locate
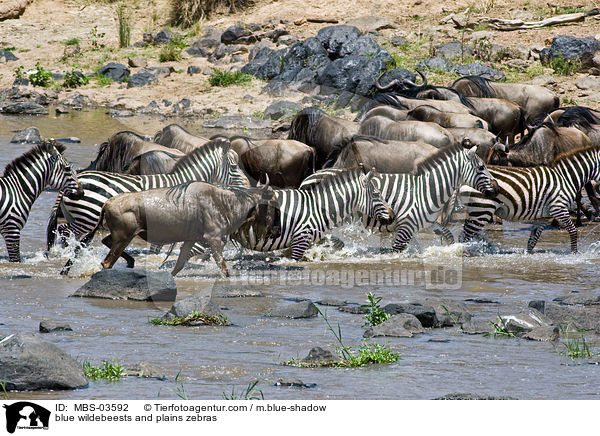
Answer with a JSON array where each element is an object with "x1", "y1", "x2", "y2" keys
[
  {"x1": 46, "y1": 139, "x2": 249, "y2": 271},
  {"x1": 1, "y1": 141, "x2": 83, "y2": 262},
  {"x1": 301, "y1": 144, "x2": 498, "y2": 251},
  {"x1": 459, "y1": 145, "x2": 600, "y2": 253}
]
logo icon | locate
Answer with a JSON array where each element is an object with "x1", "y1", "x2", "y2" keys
[{"x1": 3, "y1": 402, "x2": 50, "y2": 433}]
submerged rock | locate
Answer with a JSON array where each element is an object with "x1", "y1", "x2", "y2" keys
[
  {"x1": 39, "y1": 321, "x2": 73, "y2": 333},
  {"x1": 268, "y1": 300, "x2": 318, "y2": 319},
  {"x1": 529, "y1": 300, "x2": 600, "y2": 331},
  {"x1": 275, "y1": 378, "x2": 316, "y2": 388},
  {"x1": 0, "y1": 333, "x2": 88, "y2": 391},
  {"x1": 302, "y1": 346, "x2": 339, "y2": 365},
  {"x1": 434, "y1": 393, "x2": 517, "y2": 400},
  {"x1": 10, "y1": 126, "x2": 42, "y2": 144},
  {"x1": 71, "y1": 269, "x2": 177, "y2": 302},
  {"x1": 364, "y1": 313, "x2": 424, "y2": 338},
  {"x1": 383, "y1": 303, "x2": 436, "y2": 328}
]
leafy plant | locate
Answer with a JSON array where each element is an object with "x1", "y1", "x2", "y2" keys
[
  {"x1": 29, "y1": 62, "x2": 53, "y2": 87},
  {"x1": 484, "y1": 315, "x2": 516, "y2": 338},
  {"x1": 550, "y1": 56, "x2": 579, "y2": 76},
  {"x1": 222, "y1": 380, "x2": 264, "y2": 400},
  {"x1": 116, "y1": 3, "x2": 131, "y2": 48},
  {"x1": 82, "y1": 360, "x2": 124, "y2": 381},
  {"x1": 361, "y1": 292, "x2": 390, "y2": 327},
  {"x1": 149, "y1": 310, "x2": 230, "y2": 326},
  {"x1": 64, "y1": 37, "x2": 80, "y2": 46},
  {"x1": 89, "y1": 25, "x2": 106, "y2": 50},
  {"x1": 94, "y1": 73, "x2": 113, "y2": 87},
  {"x1": 63, "y1": 69, "x2": 89, "y2": 88},
  {"x1": 174, "y1": 370, "x2": 188, "y2": 399},
  {"x1": 208, "y1": 69, "x2": 253, "y2": 87},
  {"x1": 13, "y1": 65, "x2": 26, "y2": 80}
]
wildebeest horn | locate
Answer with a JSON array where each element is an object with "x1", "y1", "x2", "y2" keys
[
  {"x1": 402, "y1": 71, "x2": 428, "y2": 89},
  {"x1": 545, "y1": 114, "x2": 555, "y2": 125},
  {"x1": 375, "y1": 76, "x2": 401, "y2": 91},
  {"x1": 494, "y1": 142, "x2": 507, "y2": 152}
]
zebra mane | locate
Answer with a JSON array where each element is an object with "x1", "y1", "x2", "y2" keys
[
  {"x1": 3, "y1": 140, "x2": 64, "y2": 177},
  {"x1": 414, "y1": 143, "x2": 464, "y2": 174},
  {"x1": 452, "y1": 75, "x2": 496, "y2": 98},
  {"x1": 301, "y1": 167, "x2": 364, "y2": 191},
  {"x1": 168, "y1": 138, "x2": 229, "y2": 174},
  {"x1": 552, "y1": 144, "x2": 600, "y2": 166}
]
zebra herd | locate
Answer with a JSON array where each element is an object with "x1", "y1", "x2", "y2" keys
[{"x1": 1, "y1": 130, "x2": 598, "y2": 276}]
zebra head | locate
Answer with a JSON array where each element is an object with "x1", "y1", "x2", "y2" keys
[
  {"x1": 460, "y1": 146, "x2": 498, "y2": 198},
  {"x1": 46, "y1": 142, "x2": 84, "y2": 200},
  {"x1": 219, "y1": 141, "x2": 251, "y2": 188},
  {"x1": 359, "y1": 168, "x2": 393, "y2": 223}
]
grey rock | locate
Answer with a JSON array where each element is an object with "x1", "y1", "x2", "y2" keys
[
  {"x1": 154, "y1": 29, "x2": 174, "y2": 44},
  {"x1": 338, "y1": 304, "x2": 368, "y2": 314},
  {"x1": 249, "y1": 40, "x2": 276, "y2": 60},
  {"x1": 124, "y1": 362, "x2": 167, "y2": 380},
  {"x1": 302, "y1": 347, "x2": 339, "y2": 364},
  {"x1": 576, "y1": 76, "x2": 600, "y2": 91},
  {"x1": 187, "y1": 65, "x2": 202, "y2": 75},
  {"x1": 56, "y1": 137, "x2": 80, "y2": 143},
  {"x1": 318, "y1": 55, "x2": 387, "y2": 96},
  {"x1": 221, "y1": 25, "x2": 254, "y2": 45},
  {"x1": 167, "y1": 293, "x2": 222, "y2": 318},
  {"x1": 186, "y1": 45, "x2": 210, "y2": 57},
  {"x1": 277, "y1": 35, "x2": 299, "y2": 46},
  {"x1": 275, "y1": 378, "x2": 316, "y2": 388},
  {"x1": 60, "y1": 92, "x2": 95, "y2": 108},
  {"x1": 13, "y1": 77, "x2": 29, "y2": 86},
  {"x1": 540, "y1": 35, "x2": 600, "y2": 70},
  {"x1": 364, "y1": 313, "x2": 424, "y2": 338},
  {"x1": 529, "y1": 300, "x2": 600, "y2": 331},
  {"x1": 147, "y1": 66, "x2": 175, "y2": 79},
  {"x1": 391, "y1": 36, "x2": 408, "y2": 46},
  {"x1": 110, "y1": 110, "x2": 134, "y2": 117},
  {"x1": 71, "y1": 269, "x2": 177, "y2": 302},
  {"x1": 128, "y1": 56, "x2": 148, "y2": 68},
  {"x1": 264, "y1": 100, "x2": 302, "y2": 120},
  {"x1": 383, "y1": 303, "x2": 437, "y2": 327},
  {"x1": 377, "y1": 68, "x2": 417, "y2": 87},
  {"x1": 554, "y1": 292, "x2": 600, "y2": 306},
  {"x1": 0, "y1": 50, "x2": 18, "y2": 62},
  {"x1": 268, "y1": 300, "x2": 318, "y2": 319},
  {"x1": 211, "y1": 284, "x2": 264, "y2": 298},
  {"x1": 527, "y1": 75, "x2": 557, "y2": 86},
  {"x1": 203, "y1": 115, "x2": 272, "y2": 130},
  {"x1": 127, "y1": 69, "x2": 158, "y2": 88},
  {"x1": 460, "y1": 318, "x2": 495, "y2": 335},
  {"x1": 39, "y1": 321, "x2": 73, "y2": 333},
  {"x1": 0, "y1": 333, "x2": 88, "y2": 391},
  {"x1": 97, "y1": 62, "x2": 130, "y2": 83},
  {"x1": 345, "y1": 16, "x2": 396, "y2": 33},
  {"x1": 503, "y1": 308, "x2": 551, "y2": 334},
  {"x1": 454, "y1": 63, "x2": 505, "y2": 81},
  {"x1": 316, "y1": 298, "x2": 348, "y2": 307},
  {"x1": 434, "y1": 392, "x2": 517, "y2": 400},
  {"x1": 339, "y1": 36, "x2": 393, "y2": 63},
  {"x1": 435, "y1": 41, "x2": 474, "y2": 60},
  {"x1": 316, "y1": 25, "x2": 361, "y2": 58},
  {"x1": 10, "y1": 126, "x2": 42, "y2": 144},
  {"x1": 417, "y1": 57, "x2": 454, "y2": 72},
  {"x1": 1, "y1": 101, "x2": 48, "y2": 115},
  {"x1": 241, "y1": 46, "x2": 286, "y2": 80},
  {"x1": 522, "y1": 325, "x2": 559, "y2": 341},
  {"x1": 427, "y1": 299, "x2": 472, "y2": 327},
  {"x1": 193, "y1": 27, "x2": 223, "y2": 49}
]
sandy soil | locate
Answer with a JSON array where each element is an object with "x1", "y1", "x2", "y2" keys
[{"x1": 1, "y1": 0, "x2": 600, "y2": 117}]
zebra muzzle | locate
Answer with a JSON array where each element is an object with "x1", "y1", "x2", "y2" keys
[{"x1": 66, "y1": 185, "x2": 85, "y2": 201}]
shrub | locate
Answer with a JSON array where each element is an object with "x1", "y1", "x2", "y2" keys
[
  {"x1": 170, "y1": 0, "x2": 252, "y2": 28},
  {"x1": 361, "y1": 292, "x2": 390, "y2": 327},
  {"x1": 63, "y1": 69, "x2": 89, "y2": 88},
  {"x1": 64, "y1": 37, "x2": 80, "y2": 46},
  {"x1": 29, "y1": 62, "x2": 52, "y2": 87},
  {"x1": 550, "y1": 56, "x2": 579, "y2": 76},
  {"x1": 159, "y1": 44, "x2": 182, "y2": 62},
  {"x1": 208, "y1": 69, "x2": 253, "y2": 86},
  {"x1": 116, "y1": 3, "x2": 131, "y2": 48},
  {"x1": 82, "y1": 360, "x2": 124, "y2": 381}
]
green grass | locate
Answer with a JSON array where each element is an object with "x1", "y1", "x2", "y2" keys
[
  {"x1": 82, "y1": 360, "x2": 124, "y2": 382},
  {"x1": 0, "y1": 381, "x2": 8, "y2": 400},
  {"x1": 535, "y1": 5, "x2": 587, "y2": 19},
  {"x1": 94, "y1": 73, "x2": 113, "y2": 87},
  {"x1": 149, "y1": 310, "x2": 230, "y2": 326},
  {"x1": 159, "y1": 44, "x2": 182, "y2": 62},
  {"x1": 222, "y1": 380, "x2": 264, "y2": 400},
  {"x1": 29, "y1": 62, "x2": 53, "y2": 87},
  {"x1": 484, "y1": 315, "x2": 516, "y2": 338},
  {"x1": 64, "y1": 37, "x2": 80, "y2": 46},
  {"x1": 361, "y1": 292, "x2": 390, "y2": 328},
  {"x1": 116, "y1": 3, "x2": 131, "y2": 49},
  {"x1": 549, "y1": 56, "x2": 579, "y2": 76},
  {"x1": 562, "y1": 335, "x2": 593, "y2": 359},
  {"x1": 208, "y1": 69, "x2": 253, "y2": 87},
  {"x1": 63, "y1": 68, "x2": 89, "y2": 88}
]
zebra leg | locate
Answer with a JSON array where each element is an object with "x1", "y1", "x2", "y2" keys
[
  {"x1": 1, "y1": 225, "x2": 22, "y2": 262},
  {"x1": 290, "y1": 233, "x2": 313, "y2": 260},
  {"x1": 431, "y1": 222, "x2": 454, "y2": 245},
  {"x1": 584, "y1": 182, "x2": 600, "y2": 218},
  {"x1": 526, "y1": 225, "x2": 547, "y2": 254},
  {"x1": 551, "y1": 208, "x2": 579, "y2": 254},
  {"x1": 392, "y1": 226, "x2": 413, "y2": 252},
  {"x1": 171, "y1": 241, "x2": 195, "y2": 276},
  {"x1": 459, "y1": 213, "x2": 493, "y2": 243}
]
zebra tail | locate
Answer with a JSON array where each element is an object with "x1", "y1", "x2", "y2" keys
[{"x1": 46, "y1": 195, "x2": 63, "y2": 252}]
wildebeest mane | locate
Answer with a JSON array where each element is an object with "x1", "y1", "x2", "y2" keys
[
  {"x1": 322, "y1": 135, "x2": 386, "y2": 169},
  {"x1": 557, "y1": 106, "x2": 600, "y2": 131},
  {"x1": 452, "y1": 75, "x2": 497, "y2": 98},
  {"x1": 288, "y1": 107, "x2": 326, "y2": 144},
  {"x1": 373, "y1": 93, "x2": 409, "y2": 109},
  {"x1": 4, "y1": 140, "x2": 65, "y2": 177},
  {"x1": 511, "y1": 121, "x2": 560, "y2": 151},
  {"x1": 90, "y1": 131, "x2": 147, "y2": 172}
]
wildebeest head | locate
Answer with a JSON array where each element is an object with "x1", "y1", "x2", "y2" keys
[
  {"x1": 461, "y1": 145, "x2": 498, "y2": 198},
  {"x1": 240, "y1": 176, "x2": 281, "y2": 240}
]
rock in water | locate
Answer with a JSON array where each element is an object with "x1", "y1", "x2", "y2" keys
[
  {"x1": 1, "y1": 102, "x2": 48, "y2": 115},
  {"x1": 166, "y1": 293, "x2": 223, "y2": 318},
  {"x1": 10, "y1": 126, "x2": 42, "y2": 144},
  {"x1": 71, "y1": 269, "x2": 177, "y2": 301},
  {"x1": 268, "y1": 300, "x2": 318, "y2": 318},
  {"x1": 0, "y1": 333, "x2": 88, "y2": 391}
]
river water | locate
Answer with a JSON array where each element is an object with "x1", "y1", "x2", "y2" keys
[{"x1": 1, "y1": 109, "x2": 599, "y2": 400}]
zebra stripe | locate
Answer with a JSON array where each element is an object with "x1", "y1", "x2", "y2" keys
[
  {"x1": 0, "y1": 142, "x2": 81, "y2": 261},
  {"x1": 459, "y1": 146, "x2": 600, "y2": 253},
  {"x1": 301, "y1": 144, "x2": 497, "y2": 251},
  {"x1": 49, "y1": 139, "x2": 249, "y2": 244}
]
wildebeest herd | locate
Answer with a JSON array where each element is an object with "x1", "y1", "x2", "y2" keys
[{"x1": 2, "y1": 74, "x2": 600, "y2": 276}]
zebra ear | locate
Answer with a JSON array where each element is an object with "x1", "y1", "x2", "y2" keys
[
  {"x1": 466, "y1": 146, "x2": 478, "y2": 159},
  {"x1": 365, "y1": 168, "x2": 375, "y2": 182}
]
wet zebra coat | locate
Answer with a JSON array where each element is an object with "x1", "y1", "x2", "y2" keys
[
  {"x1": 300, "y1": 144, "x2": 498, "y2": 251},
  {"x1": 46, "y1": 139, "x2": 249, "y2": 249},
  {"x1": 459, "y1": 145, "x2": 600, "y2": 253},
  {"x1": 0, "y1": 141, "x2": 82, "y2": 261}
]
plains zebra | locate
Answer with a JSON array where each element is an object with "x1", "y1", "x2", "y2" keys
[
  {"x1": 232, "y1": 167, "x2": 392, "y2": 260},
  {"x1": 0, "y1": 140, "x2": 83, "y2": 262},
  {"x1": 459, "y1": 145, "x2": 600, "y2": 253},
  {"x1": 46, "y1": 139, "x2": 249, "y2": 270},
  {"x1": 300, "y1": 144, "x2": 498, "y2": 251}
]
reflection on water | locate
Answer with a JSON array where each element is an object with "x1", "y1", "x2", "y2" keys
[{"x1": 1, "y1": 111, "x2": 600, "y2": 400}]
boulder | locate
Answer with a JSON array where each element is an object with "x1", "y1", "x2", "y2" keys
[
  {"x1": 460, "y1": 318, "x2": 496, "y2": 335},
  {"x1": 154, "y1": 29, "x2": 174, "y2": 44},
  {"x1": 529, "y1": 300, "x2": 600, "y2": 331},
  {"x1": 575, "y1": 76, "x2": 600, "y2": 91},
  {"x1": 316, "y1": 298, "x2": 348, "y2": 307},
  {"x1": 316, "y1": 25, "x2": 361, "y2": 58},
  {"x1": 211, "y1": 285, "x2": 264, "y2": 298},
  {"x1": 377, "y1": 68, "x2": 417, "y2": 87},
  {"x1": 345, "y1": 16, "x2": 396, "y2": 33},
  {"x1": 240, "y1": 46, "x2": 286, "y2": 80},
  {"x1": 267, "y1": 300, "x2": 318, "y2": 319},
  {"x1": 193, "y1": 27, "x2": 223, "y2": 49},
  {"x1": 128, "y1": 56, "x2": 148, "y2": 68},
  {"x1": 97, "y1": 62, "x2": 130, "y2": 83},
  {"x1": 127, "y1": 69, "x2": 158, "y2": 88},
  {"x1": 391, "y1": 36, "x2": 408, "y2": 47},
  {"x1": 338, "y1": 304, "x2": 368, "y2": 314},
  {"x1": 147, "y1": 66, "x2": 174, "y2": 79},
  {"x1": 338, "y1": 36, "x2": 393, "y2": 63},
  {"x1": 187, "y1": 65, "x2": 202, "y2": 75},
  {"x1": 39, "y1": 321, "x2": 72, "y2": 333},
  {"x1": 318, "y1": 55, "x2": 387, "y2": 96},
  {"x1": 186, "y1": 45, "x2": 210, "y2": 57},
  {"x1": 221, "y1": 25, "x2": 254, "y2": 45},
  {"x1": 502, "y1": 308, "x2": 551, "y2": 334},
  {"x1": 0, "y1": 0, "x2": 33, "y2": 20},
  {"x1": 277, "y1": 35, "x2": 299, "y2": 46},
  {"x1": 0, "y1": 333, "x2": 88, "y2": 391},
  {"x1": 454, "y1": 63, "x2": 505, "y2": 81},
  {"x1": 434, "y1": 41, "x2": 474, "y2": 60},
  {"x1": 1, "y1": 102, "x2": 48, "y2": 115},
  {"x1": 302, "y1": 347, "x2": 339, "y2": 365},
  {"x1": 540, "y1": 35, "x2": 600, "y2": 70},
  {"x1": 264, "y1": 100, "x2": 302, "y2": 120},
  {"x1": 417, "y1": 57, "x2": 454, "y2": 72},
  {"x1": 203, "y1": 115, "x2": 272, "y2": 130},
  {"x1": 0, "y1": 50, "x2": 18, "y2": 62},
  {"x1": 280, "y1": 38, "x2": 330, "y2": 78},
  {"x1": 60, "y1": 92, "x2": 95, "y2": 108},
  {"x1": 554, "y1": 292, "x2": 600, "y2": 306},
  {"x1": 382, "y1": 303, "x2": 437, "y2": 327},
  {"x1": 71, "y1": 269, "x2": 177, "y2": 302},
  {"x1": 10, "y1": 126, "x2": 42, "y2": 144},
  {"x1": 522, "y1": 325, "x2": 559, "y2": 342},
  {"x1": 427, "y1": 299, "x2": 472, "y2": 327},
  {"x1": 364, "y1": 313, "x2": 424, "y2": 338},
  {"x1": 166, "y1": 293, "x2": 222, "y2": 318}
]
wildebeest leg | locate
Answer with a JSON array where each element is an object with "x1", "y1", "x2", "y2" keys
[
  {"x1": 171, "y1": 241, "x2": 195, "y2": 276},
  {"x1": 431, "y1": 222, "x2": 454, "y2": 245},
  {"x1": 205, "y1": 238, "x2": 228, "y2": 277},
  {"x1": 101, "y1": 234, "x2": 136, "y2": 269},
  {"x1": 1, "y1": 224, "x2": 22, "y2": 262},
  {"x1": 550, "y1": 207, "x2": 579, "y2": 254}
]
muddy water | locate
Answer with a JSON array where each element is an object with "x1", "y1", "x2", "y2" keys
[{"x1": 1, "y1": 110, "x2": 600, "y2": 400}]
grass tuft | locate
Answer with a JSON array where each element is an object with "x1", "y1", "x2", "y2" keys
[
  {"x1": 208, "y1": 69, "x2": 253, "y2": 87},
  {"x1": 82, "y1": 360, "x2": 124, "y2": 381},
  {"x1": 549, "y1": 56, "x2": 579, "y2": 76},
  {"x1": 223, "y1": 380, "x2": 264, "y2": 400},
  {"x1": 149, "y1": 310, "x2": 230, "y2": 326},
  {"x1": 484, "y1": 315, "x2": 516, "y2": 338},
  {"x1": 170, "y1": 0, "x2": 252, "y2": 28},
  {"x1": 64, "y1": 37, "x2": 80, "y2": 46}
]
